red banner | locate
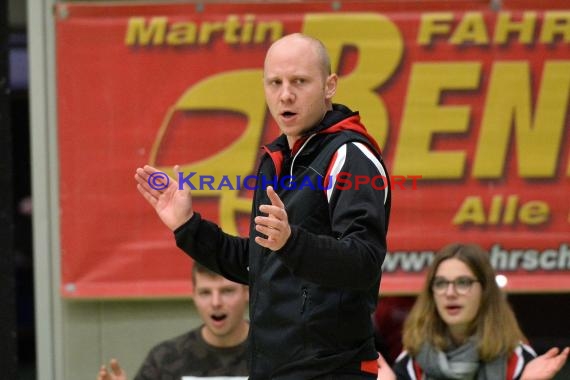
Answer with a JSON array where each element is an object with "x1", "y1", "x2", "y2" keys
[{"x1": 55, "y1": 1, "x2": 570, "y2": 298}]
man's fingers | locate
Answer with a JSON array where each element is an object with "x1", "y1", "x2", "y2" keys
[
  {"x1": 135, "y1": 165, "x2": 158, "y2": 181},
  {"x1": 136, "y1": 165, "x2": 171, "y2": 185},
  {"x1": 135, "y1": 166, "x2": 178, "y2": 200},
  {"x1": 143, "y1": 164, "x2": 159, "y2": 174},
  {"x1": 254, "y1": 235, "x2": 279, "y2": 248},
  {"x1": 137, "y1": 184, "x2": 158, "y2": 206},
  {"x1": 256, "y1": 223, "x2": 279, "y2": 237},
  {"x1": 259, "y1": 187, "x2": 287, "y2": 221},
  {"x1": 266, "y1": 186, "x2": 285, "y2": 209},
  {"x1": 255, "y1": 215, "x2": 282, "y2": 228},
  {"x1": 258, "y1": 205, "x2": 286, "y2": 219},
  {"x1": 134, "y1": 168, "x2": 162, "y2": 196},
  {"x1": 254, "y1": 236, "x2": 267, "y2": 247},
  {"x1": 254, "y1": 187, "x2": 290, "y2": 251}
]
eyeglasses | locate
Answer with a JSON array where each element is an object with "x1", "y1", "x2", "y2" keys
[{"x1": 432, "y1": 277, "x2": 479, "y2": 295}]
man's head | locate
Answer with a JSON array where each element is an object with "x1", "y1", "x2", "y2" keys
[
  {"x1": 263, "y1": 33, "x2": 338, "y2": 148},
  {"x1": 191, "y1": 262, "x2": 249, "y2": 347}
]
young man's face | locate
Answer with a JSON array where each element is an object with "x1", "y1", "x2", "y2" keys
[
  {"x1": 193, "y1": 272, "x2": 249, "y2": 345},
  {"x1": 263, "y1": 37, "x2": 337, "y2": 148}
]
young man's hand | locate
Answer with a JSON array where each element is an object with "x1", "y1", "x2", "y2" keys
[{"x1": 97, "y1": 358, "x2": 127, "y2": 380}]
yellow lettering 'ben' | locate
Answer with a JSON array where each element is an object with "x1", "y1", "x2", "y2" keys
[
  {"x1": 303, "y1": 13, "x2": 404, "y2": 149},
  {"x1": 473, "y1": 61, "x2": 570, "y2": 178},
  {"x1": 394, "y1": 61, "x2": 569, "y2": 180},
  {"x1": 394, "y1": 63, "x2": 480, "y2": 179}
]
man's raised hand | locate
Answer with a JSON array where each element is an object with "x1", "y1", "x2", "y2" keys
[{"x1": 134, "y1": 165, "x2": 194, "y2": 231}]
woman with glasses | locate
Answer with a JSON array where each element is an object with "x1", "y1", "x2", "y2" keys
[{"x1": 377, "y1": 243, "x2": 568, "y2": 380}]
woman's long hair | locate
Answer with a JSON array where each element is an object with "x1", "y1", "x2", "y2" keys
[{"x1": 402, "y1": 243, "x2": 526, "y2": 361}]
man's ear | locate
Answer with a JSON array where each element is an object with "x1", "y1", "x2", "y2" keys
[{"x1": 325, "y1": 73, "x2": 338, "y2": 100}]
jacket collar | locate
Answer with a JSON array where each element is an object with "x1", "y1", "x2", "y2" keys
[{"x1": 262, "y1": 103, "x2": 382, "y2": 174}]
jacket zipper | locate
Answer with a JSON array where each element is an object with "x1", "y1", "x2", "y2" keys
[
  {"x1": 289, "y1": 134, "x2": 316, "y2": 186},
  {"x1": 301, "y1": 287, "x2": 308, "y2": 314}
]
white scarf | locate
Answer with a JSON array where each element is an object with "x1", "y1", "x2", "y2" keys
[{"x1": 416, "y1": 338, "x2": 506, "y2": 380}]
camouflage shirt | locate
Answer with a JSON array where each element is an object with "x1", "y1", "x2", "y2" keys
[{"x1": 134, "y1": 326, "x2": 249, "y2": 380}]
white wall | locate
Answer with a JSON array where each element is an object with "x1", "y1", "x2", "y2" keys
[{"x1": 63, "y1": 300, "x2": 202, "y2": 380}]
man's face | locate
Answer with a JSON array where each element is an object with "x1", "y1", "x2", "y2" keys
[
  {"x1": 193, "y1": 273, "x2": 248, "y2": 343},
  {"x1": 263, "y1": 37, "x2": 337, "y2": 147}
]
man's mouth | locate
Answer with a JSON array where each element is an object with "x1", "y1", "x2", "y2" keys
[
  {"x1": 211, "y1": 313, "x2": 227, "y2": 322},
  {"x1": 281, "y1": 111, "x2": 296, "y2": 119}
]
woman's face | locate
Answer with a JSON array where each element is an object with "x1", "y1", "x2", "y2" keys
[{"x1": 432, "y1": 258, "x2": 482, "y2": 342}]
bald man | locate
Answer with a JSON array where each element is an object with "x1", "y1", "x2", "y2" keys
[{"x1": 136, "y1": 33, "x2": 391, "y2": 379}]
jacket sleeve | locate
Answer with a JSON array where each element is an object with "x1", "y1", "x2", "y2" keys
[
  {"x1": 511, "y1": 343, "x2": 537, "y2": 380},
  {"x1": 174, "y1": 212, "x2": 250, "y2": 284},
  {"x1": 277, "y1": 141, "x2": 389, "y2": 290}
]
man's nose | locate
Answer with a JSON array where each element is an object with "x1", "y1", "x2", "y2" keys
[
  {"x1": 211, "y1": 291, "x2": 222, "y2": 307},
  {"x1": 279, "y1": 83, "x2": 295, "y2": 103}
]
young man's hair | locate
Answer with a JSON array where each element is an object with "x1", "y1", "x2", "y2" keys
[
  {"x1": 191, "y1": 261, "x2": 220, "y2": 285},
  {"x1": 402, "y1": 243, "x2": 526, "y2": 361}
]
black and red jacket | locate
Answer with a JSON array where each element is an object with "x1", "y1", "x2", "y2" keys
[{"x1": 175, "y1": 104, "x2": 391, "y2": 379}]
